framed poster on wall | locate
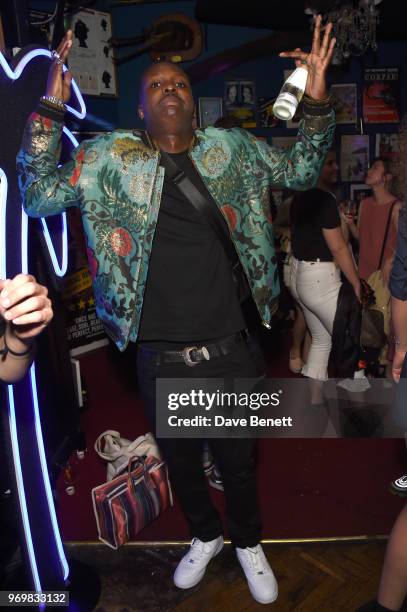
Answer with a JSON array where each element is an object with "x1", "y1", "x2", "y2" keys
[
  {"x1": 198, "y1": 97, "x2": 223, "y2": 128},
  {"x1": 375, "y1": 133, "x2": 400, "y2": 161},
  {"x1": 224, "y1": 79, "x2": 257, "y2": 128},
  {"x1": 331, "y1": 83, "x2": 357, "y2": 124},
  {"x1": 340, "y1": 135, "x2": 370, "y2": 182},
  {"x1": 350, "y1": 184, "x2": 373, "y2": 209},
  {"x1": 363, "y1": 67, "x2": 400, "y2": 123},
  {"x1": 68, "y1": 9, "x2": 118, "y2": 97}
]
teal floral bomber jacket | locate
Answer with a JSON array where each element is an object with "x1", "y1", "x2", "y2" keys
[{"x1": 17, "y1": 108, "x2": 335, "y2": 351}]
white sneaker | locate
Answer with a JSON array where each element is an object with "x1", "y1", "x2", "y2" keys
[
  {"x1": 236, "y1": 544, "x2": 278, "y2": 604},
  {"x1": 173, "y1": 535, "x2": 224, "y2": 589},
  {"x1": 207, "y1": 466, "x2": 224, "y2": 491}
]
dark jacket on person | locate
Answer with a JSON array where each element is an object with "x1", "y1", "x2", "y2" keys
[{"x1": 332, "y1": 280, "x2": 362, "y2": 378}]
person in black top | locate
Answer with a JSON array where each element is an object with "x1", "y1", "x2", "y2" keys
[
  {"x1": 38, "y1": 17, "x2": 337, "y2": 605},
  {"x1": 289, "y1": 150, "x2": 360, "y2": 392}
]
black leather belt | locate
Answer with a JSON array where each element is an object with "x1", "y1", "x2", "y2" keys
[{"x1": 139, "y1": 330, "x2": 249, "y2": 367}]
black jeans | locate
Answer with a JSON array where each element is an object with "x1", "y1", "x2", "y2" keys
[{"x1": 136, "y1": 336, "x2": 262, "y2": 548}]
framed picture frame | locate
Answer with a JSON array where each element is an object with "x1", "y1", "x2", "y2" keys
[
  {"x1": 363, "y1": 67, "x2": 400, "y2": 123},
  {"x1": 375, "y1": 133, "x2": 400, "y2": 160},
  {"x1": 198, "y1": 97, "x2": 223, "y2": 128},
  {"x1": 239, "y1": 81, "x2": 256, "y2": 107},
  {"x1": 340, "y1": 135, "x2": 370, "y2": 182},
  {"x1": 224, "y1": 81, "x2": 240, "y2": 108},
  {"x1": 68, "y1": 9, "x2": 118, "y2": 97},
  {"x1": 350, "y1": 184, "x2": 373, "y2": 209},
  {"x1": 331, "y1": 83, "x2": 357, "y2": 124}
]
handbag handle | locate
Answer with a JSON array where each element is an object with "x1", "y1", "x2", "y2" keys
[
  {"x1": 94, "y1": 430, "x2": 123, "y2": 460},
  {"x1": 126, "y1": 454, "x2": 155, "y2": 489},
  {"x1": 378, "y1": 199, "x2": 397, "y2": 270}
]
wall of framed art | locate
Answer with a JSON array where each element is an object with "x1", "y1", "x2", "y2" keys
[
  {"x1": 68, "y1": 9, "x2": 118, "y2": 98},
  {"x1": 44, "y1": 0, "x2": 407, "y2": 202}
]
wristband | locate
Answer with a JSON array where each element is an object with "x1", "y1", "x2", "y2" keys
[
  {"x1": 303, "y1": 94, "x2": 332, "y2": 106},
  {"x1": 0, "y1": 331, "x2": 34, "y2": 359},
  {"x1": 40, "y1": 95, "x2": 66, "y2": 111}
]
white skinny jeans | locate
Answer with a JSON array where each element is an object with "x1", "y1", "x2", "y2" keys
[{"x1": 289, "y1": 257, "x2": 341, "y2": 381}]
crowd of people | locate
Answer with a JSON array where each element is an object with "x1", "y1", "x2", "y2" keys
[
  {"x1": 275, "y1": 151, "x2": 403, "y2": 385},
  {"x1": 272, "y1": 120, "x2": 407, "y2": 612}
]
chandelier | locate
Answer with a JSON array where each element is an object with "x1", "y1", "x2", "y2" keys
[{"x1": 305, "y1": 0, "x2": 383, "y2": 64}]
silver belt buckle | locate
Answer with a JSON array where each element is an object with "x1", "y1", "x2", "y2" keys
[{"x1": 182, "y1": 345, "x2": 210, "y2": 367}]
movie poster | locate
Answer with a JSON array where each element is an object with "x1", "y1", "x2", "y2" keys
[
  {"x1": 375, "y1": 133, "x2": 400, "y2": 161},
  {"x1": 331, "y1": 83, "x2": 357, "y2": 124},
  {"x1": 62, "y1": 208, "x2": 109, "y2": 356},
  {"x1": 340, "y1": 135, "x2": 370, "y2": 182},
  {"x1": 61, "y1": 267, "x2": 108, "y2": 356},
  {"x1": 363, "y1": 67, "x2": 400, "y2": 123}
]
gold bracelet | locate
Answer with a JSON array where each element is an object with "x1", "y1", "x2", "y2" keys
[{"x1": 40, "y1": 95, "x2": 66, "y2": 112}]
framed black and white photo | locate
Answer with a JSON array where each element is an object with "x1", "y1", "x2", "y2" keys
[
  {"x1": 68, "y1": 9, "x2": 118, "y2": 97},
  {"x1": 224, "y1": 81, "x2": 240, "y2": 107},
  {"x1": 198, "y1": 97, "x2": 223, "y2": 128},
  {"x1": 240, "y1": 81, "x2": 255, "y2": 107}
]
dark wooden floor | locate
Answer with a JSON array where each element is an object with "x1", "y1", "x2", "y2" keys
[{"x1": 67, "y1": 539, "x2": 388, "y2": 611}]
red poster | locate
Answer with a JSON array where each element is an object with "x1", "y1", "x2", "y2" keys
[{"x1": 363, "y1": 67, "x2": 400, "y2": 123}]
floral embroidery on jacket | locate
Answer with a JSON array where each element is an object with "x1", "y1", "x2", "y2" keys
[{"x1": 17, "y1": 112, "x2": 335, "y2": 350}]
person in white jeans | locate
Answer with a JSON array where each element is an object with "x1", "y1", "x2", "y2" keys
[
  {"x1": 289, "y1": 151, "x2": 360, "y2": 389},
  {"x1": 289, "y1": 258, "x2": 341, "y2": 381}
]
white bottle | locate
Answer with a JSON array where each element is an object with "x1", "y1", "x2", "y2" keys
[{"x1": 273, "y1": 66, "x2": 308, "y2": 121}]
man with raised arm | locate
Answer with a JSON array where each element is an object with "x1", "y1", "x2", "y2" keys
[{"x1": 17, "y1": 17, "x2": 335, "y2": 604}]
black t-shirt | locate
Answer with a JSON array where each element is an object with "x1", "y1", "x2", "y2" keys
[
  {"x1": 290, "y1": 188, "x2": 340, "y2": 262},
  {"x1": 138, "y1": 151, "x2": 245, "y2": 343}
]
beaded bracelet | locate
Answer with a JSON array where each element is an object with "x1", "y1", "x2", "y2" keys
[{"x1": 40, "y1": 95, "x2": 66, "y2": 112}]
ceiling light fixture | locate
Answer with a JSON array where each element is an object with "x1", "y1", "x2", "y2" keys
[{"x1": 305, "y1": 0, "x2": 383, "y2": 64}]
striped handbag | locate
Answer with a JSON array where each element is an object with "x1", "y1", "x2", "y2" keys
[{"x1": 92, "y1": 454, "x2": 173, "y2": 549}]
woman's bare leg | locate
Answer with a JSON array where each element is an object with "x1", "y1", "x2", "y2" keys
[{"x1": 377, "y1": 503, "x2": 407, "y2": 610}]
